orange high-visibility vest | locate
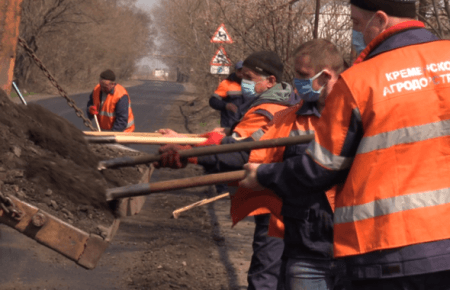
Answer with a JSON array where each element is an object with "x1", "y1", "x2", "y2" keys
[
  {"x1": 92, "y1": 84, "x2": 135, "y2": 132},
  {"x1": 231, "y1": 103, "x2": 336, "y2": 238},
  {"x1": 233, "y1": 103, "x2": 292, "y2": 138},
  {"x1": 212, "y1": 79, "x2": 242, "y2": 99},
  {"x1": 310, "y1": 33, "x2": 450, "y2": 257}
]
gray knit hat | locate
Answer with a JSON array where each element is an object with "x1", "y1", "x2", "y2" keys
[
  {"x1": 243, "y1": 51, "x2": 284, "y2": 83},
  {"x1": 351, "y1": 0, "x2": 417, "y2": 18}
]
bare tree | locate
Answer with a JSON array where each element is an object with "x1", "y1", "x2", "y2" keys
[
  {"x1": 152, "y1": 0, "x2": 351, "y2": 96},
  {"x1": 15, "y1": 0, "x2": 155, "y2": 93}
]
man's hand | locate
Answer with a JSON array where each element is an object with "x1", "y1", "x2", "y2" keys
[
  {"x1": 239, "y1": 163, "x2": 265, "y2": 191},
  {"x1": 153, "y1": 144, "x2": 197, "y2": 169},
  {"x1": 197, "y1": 131, "x2": 225, "y2": 146},
  {"x1": 225, "y1": 103, "x2": 238, "y2": 114},
  {"x1": 157, "y1": 128, "x2": 187, "y2": 138},
  {"x1": 89, "y1": 105, "x2": 98, "y2": 115}
]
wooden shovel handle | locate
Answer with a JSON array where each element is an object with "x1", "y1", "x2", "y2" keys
[
  {"x1": 86, "y1": 135, "x2": 207, "y2": 145},
  {"x1": 106, "y1": 171, "x2": 246, "y2": 201},
  {"x1": 83, "y1": 131, "x2": 200, "y2": 137},
  {"x1": 172, "y1": 192, "x2": 230, "y2": 219}
]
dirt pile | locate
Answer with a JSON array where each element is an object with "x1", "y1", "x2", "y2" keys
[{"x1": 0, "y1": 89, "x2": 146, "y2": 233}]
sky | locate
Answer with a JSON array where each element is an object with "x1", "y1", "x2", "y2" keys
[
  {"x1": 135, "y1": 0, "x2": 167, "y2": 69},
  {"x1": 135, "y1": 0, "x2": 160, "y2": 11}
]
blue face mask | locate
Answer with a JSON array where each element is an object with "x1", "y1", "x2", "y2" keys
[
  {"x1": 241, "y1": 79, "x2": 259, "y2": 98},
  {"x1": 352, "y1": 30, "x2": 366, "y2": 56},
  {"x1": 294, "y1": 70, "x2": 325, "y2": 102},
  {"x1": 352, "y1": 14, "x2": 377, "y2": 56}
]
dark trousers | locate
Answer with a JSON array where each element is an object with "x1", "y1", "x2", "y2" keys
[
  {"x1": 351, "y1": 270, "x2": 450, "y2": 290},
  {"x1": 248, "y1": 214, "x2": 284, "y2": 290}
]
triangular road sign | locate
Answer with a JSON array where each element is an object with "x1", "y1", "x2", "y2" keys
[
  {"x1": 211, "y1": 23, "x2": 233, "y2": 44},
  {"x1": 210, "y1": 46, "x2": 232, "y2": 66}
]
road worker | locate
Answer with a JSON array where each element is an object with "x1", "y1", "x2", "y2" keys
[
  {"x1": 209, "y1": 60, "x2": 252, "y2": 130},
  {"x1": 208, "y1": 60, "x2": 247, "y2": 195},
  {"x1": 232, "y1": 39, "x2": 348, "y2": 290},
  {"x1": 87, "y1": 69, "x2": 135, "y2": 132},
  {"x1": 156, "y1": 50, "x2": 300, "y2": 290},
  {"x1": 240, "y1": 0, "x2": 450, "y2": 288}
]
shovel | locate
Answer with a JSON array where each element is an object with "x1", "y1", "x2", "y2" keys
[
  {"x1": 85, "y1": 135, "x2": 207, "y2": 145},
  {"x1": 83, "y1": 131, "x2": 200, "y2": 137},
  {"x1": 98, "y1": 134, "x2": 314, "y2": 170},
  {"x1": 106, "y1": 171, "x2": 246, "y2": 201},
  {"x1": 104, "y1": 133, "x2": 315, "y2": 201}
]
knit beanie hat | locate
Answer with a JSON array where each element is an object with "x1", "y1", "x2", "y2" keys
[
  {"x1": 100, "y1": 69, "x2": 116, "y2": 81},
  {"x1": 243, "y1": 51, "x2": 284, "y2": 83},
  {"x1": 351, "y1": 0, "x2": 417, "y2": 18}
]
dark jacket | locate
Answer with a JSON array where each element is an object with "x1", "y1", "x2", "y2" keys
[
  {"x1": 209, "y1": 73, "x2": 256, "y2": 128},
  {"x1": 281, "y1": 102, "x2": 334, "y2": 260}
]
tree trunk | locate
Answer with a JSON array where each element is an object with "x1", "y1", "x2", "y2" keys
[
  {"x1": 432, "y1": 0, "x2": 444, "y2": 38},
  {"x1": 313, "y1": 0, "x2": 321, "y2": 39}
]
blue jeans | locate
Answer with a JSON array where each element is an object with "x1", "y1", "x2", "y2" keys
[
  {"x1": 248, "y1": 214, "x2": 285, "y2": 290},
  {"x1": 283, "y1": 258, "x2": 348, "y2": 290}
]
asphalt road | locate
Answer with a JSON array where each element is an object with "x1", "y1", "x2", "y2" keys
[
  {"x1": 0, "y1": 80, "x2": 189, "y2": 289},
  {"x1": 32, "y1": 80, "x2": 187, "y2": 153}
]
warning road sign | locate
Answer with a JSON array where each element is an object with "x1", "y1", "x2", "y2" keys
[
  {"x1": 210, "y1": 23, "x2": 233, "y2": 44},
  {"x1": 210, "y1": 46, "x2": 231, "y2": 66}
]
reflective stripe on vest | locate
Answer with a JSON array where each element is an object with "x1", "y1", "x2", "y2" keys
[
  {"x1": 214, "y1": 79, "x2": 241, "y2": 98},
  {"x1": 99, "y1": 111, "x2": 115, "y2": 118},
  {"x1": 227, "y1": 90, "x2": 242, "y2": 96},
  {"x1": 335, "y1": 187, "x2": 450, "y2": 225},
  {"x1": 306, "y1": 141, "x2": 353, "y2": 171},
  {"x1": 357, "y1": 119, "x2": 450, "y2": 154}
]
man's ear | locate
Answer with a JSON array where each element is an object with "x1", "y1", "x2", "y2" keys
[
  {"x1": 318, "y1": 69, "x2": 332, "y2": 86},
  {"x1": 266, "y1": 75, "x2": 277, "y2": 88},
  {"x1": 375, "y1": 10, "x2": 389, "y2": 31}
]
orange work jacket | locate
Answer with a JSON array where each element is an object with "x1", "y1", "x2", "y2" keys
[
  {"x1": 232, "y1": 103, "x2": 292, "y2": 138},
  {"x1": 213, "y1": 79, "x2": 242, "y2": 99},
  {"x1": 92, "y1": 84, "x2": 135, "y2": 132},
  {"x1": 309, "y1": 23, "x2": 450, "y2": 257},
  {"x1": 230, "y1": 103, "x2": 335, "y2": 238}
]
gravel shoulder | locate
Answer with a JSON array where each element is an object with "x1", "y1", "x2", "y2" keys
[{"x1": 122, "y1": 82, "x2": 256, "y2": 289}]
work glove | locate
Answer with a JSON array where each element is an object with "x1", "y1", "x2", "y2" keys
[
  {"x1": 89, "y1": 105, "x2": 99, "y2": 115},
  {"x1": 196, "y1": 131, "x2": 225, "y2": 147},
  {"x1": 153, "y1": 144, "x2": 198, "y2": 169}
]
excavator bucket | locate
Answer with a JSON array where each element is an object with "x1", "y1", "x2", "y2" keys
[{"x1": 0, "y1": 166, "x2": 151, "y2": 269}]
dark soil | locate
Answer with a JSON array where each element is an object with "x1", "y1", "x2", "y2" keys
[{"x1": 0, "y1": 89, "x2": 147, "y2": 234}]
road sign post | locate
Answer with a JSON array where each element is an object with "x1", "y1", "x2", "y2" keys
[{"x1": 210, "y1": 24, "x2": 233, "y2": 76}]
